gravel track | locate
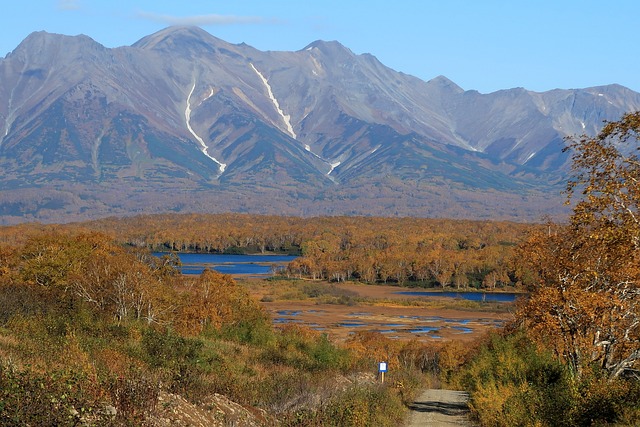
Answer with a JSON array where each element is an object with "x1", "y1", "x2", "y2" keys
[{"x1": 405, "y1": 389, "x2": 473, "y2": 426}]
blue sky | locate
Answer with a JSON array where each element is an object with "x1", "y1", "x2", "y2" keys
[{"x1": 3, "y1": 0, "x2": 639, "y2": 94}]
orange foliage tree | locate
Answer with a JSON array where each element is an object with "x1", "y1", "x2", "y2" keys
[
  {"x1": 517, "y1": 112, "x2": 640, "y2": 379},
  {"x1": 14, "y1": 232, "x2": 180, "y2": 324},
  {"x1": 175, "y1": 268, "x2": 268, "y2": 335}
]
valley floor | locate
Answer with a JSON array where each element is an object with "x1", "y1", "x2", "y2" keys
[{"x1": 246, "y1": 280, "x2": 514, "y2": 342}]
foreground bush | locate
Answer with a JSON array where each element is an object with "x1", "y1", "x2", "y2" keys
[
  {"x1": 281, "y1": 383, "x2": 406, "y2": 427},
  {"x1": 454, "y1": 330, "x2": 640, "y2": 426},
  {"x1": 0, "y1": 364, "x2": 108, "y2": 426}
]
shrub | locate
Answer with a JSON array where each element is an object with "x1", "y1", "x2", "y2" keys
[
  {"x1": 104, "y1": 367, "x2": 159, "y2": 425},
  {"x1": 282, "y1": 384, "x2": 405, "y2": 427},
  {"x1": 309, "y1": 333, "x2": 349, "y2": 372},
  {"x1": 139, "y1": 328, "x2": 211, "y2": 397},
  {"x1": 457, "y1": 330, "x2": 575, "y2": 426},
  {"x1": 572, "y1": 370, "x2": 640, "y2": 426},
  {"x1": 457, "y1": 329, "x2": 640, "y2": 426},
  {"x1": 261, "y1": 325, "x2": 349, "y2": 372},
  {"x1": 219, "y1": 317, "x2": 275, "y2": 346},
  {"x1": 0, "y1": 364, "x2": 108, "y2": 426},
  {"x1": 0, "y1": 284, "x2": 47, "y2": 324}
]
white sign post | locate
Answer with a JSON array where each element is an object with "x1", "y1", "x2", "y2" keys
[{"x1": 379, "y1": 361, "x2": 387, "y2": 383}]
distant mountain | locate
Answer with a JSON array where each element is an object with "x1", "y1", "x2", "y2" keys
[{"x1": 1, "y1": 26, "x2": 639, "y2": 224}]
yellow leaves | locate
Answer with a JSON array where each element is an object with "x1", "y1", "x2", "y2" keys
[
  {"x1": 467, "y1": 381, "x2": 518, "y2": 427},
  {"x1": 519, "y1": 112, "x2": 640, "y2": 378},
  {"x1": 175, "y1": 269, "x2": 267, "y2": 336},
  {"x1": 344, "y1": 331, "x2": 400, "y2": 370},
  {"x1": 60, "y1": 330, "x2": 95, "y2": 377},
  {"x1": 437, "y1": 339, "x2": 468, "y2": 379}
]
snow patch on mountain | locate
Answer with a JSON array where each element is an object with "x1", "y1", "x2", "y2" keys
[
  {"x1": 328, "y1": 161, "x2": 341, "y2": 175},
  {"x1": 186, "y1": 83, "x2": 226, "y2": 174},
  {"x1": 250, "y1": 63, "x2": 297, "y2": 139},
  {"x1": 199, "y1": 86, "x2": 216, "y2": 106},
  {"x1": 525, "y1": 151, "x2": 537, "y2": 163},
  {"x1": 1, "y1": 65, "x2": 23, "y2": 145},
  {"x1": 248, "y1": 63, "x2": 341, "y2": 177},
  {"x1": 1, "y1": 115, "x2": 8, "y2": 146},
  {"x1": 309, "y1": 55, "x2": 323, "y2": 76}
]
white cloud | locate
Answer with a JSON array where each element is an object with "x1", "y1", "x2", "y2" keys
[
  {"x1": 57, "y1": 0, "x2": 81, "y2": 10},
  {"x1": 136, "y1": 11, "x2": 279, "y2": 26}
]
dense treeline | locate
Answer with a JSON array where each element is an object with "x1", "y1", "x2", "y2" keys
[
  {"x1": 0, "y1": 228, "x2": 460, "y2": 426},
  {"x1": 0, "y1": 214, "x2": 537, "y2": 289},
  {"x1": 111, "y1": 215, "x2": 534, "y2": 288},
  {"x1": 284, "y1": 218, "x2": 531, "y2": 287}
]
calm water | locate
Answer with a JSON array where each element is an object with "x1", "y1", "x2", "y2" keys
[
  {"x1": 394, "y1": 291, "x2": 521, "y2": 302},
  {"x1": 153, "y1": 252, "x2": 297, "y2": 276}
]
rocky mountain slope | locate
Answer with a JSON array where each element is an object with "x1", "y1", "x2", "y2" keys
[{"x1": 1, "y1": 26, "x2": 639, "y2": 223}]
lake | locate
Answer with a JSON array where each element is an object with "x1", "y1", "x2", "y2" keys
[
  {"x1": 153, "y1": 252, "x2": 298, "y2": 276},
  {"x1": 394, "y1": 291, "x2": 522, "y2": 303}
]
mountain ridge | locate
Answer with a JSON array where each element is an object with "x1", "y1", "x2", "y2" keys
[{"x1": 1, "y1": 26, "x2": 639, "y2": 224}]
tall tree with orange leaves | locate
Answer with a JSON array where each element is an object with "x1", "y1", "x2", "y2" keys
[{"x1": 517, "y1": 112, "x2": 640, "y2": 379}]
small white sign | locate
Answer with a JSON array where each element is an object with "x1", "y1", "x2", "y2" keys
[{"x1": 379, "y1": 362, "x2": 387, "y2": 372}]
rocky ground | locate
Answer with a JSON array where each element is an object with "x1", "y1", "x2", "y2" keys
[{"x1": 146, "y1": 391, "x2": 272, "y2": 427}]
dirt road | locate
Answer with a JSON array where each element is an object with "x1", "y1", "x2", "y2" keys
[{"x1": 405, "y1": 389, "x2": 473, "y2": 426}]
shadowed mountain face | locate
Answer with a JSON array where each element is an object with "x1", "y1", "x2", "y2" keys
[{"x1": 1, "y1": 26, "x2": 639, "y2": 223}]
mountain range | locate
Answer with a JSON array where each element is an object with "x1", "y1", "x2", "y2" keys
[{"x1": 2, "y1": 26, "x2": 640, "y2": 224}]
